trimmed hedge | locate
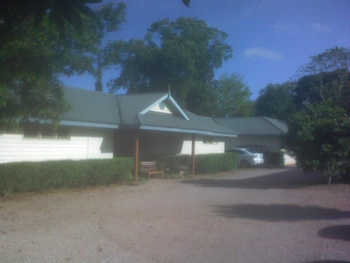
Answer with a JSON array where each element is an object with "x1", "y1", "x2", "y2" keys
[
  {"x1": 157, "y1": 153, "x2": 239, "y2": 175},
  {"x1": 264, "y1": 151, "x2": 285, "y2": 166},
  {"x1": 0, "y1": 158, "x2": 133, "y2": 197}
]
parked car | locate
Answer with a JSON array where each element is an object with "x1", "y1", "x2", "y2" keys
[
  {"x1": 238, "y1": 144, "x2": 267, "y2": 154},
  {"x1": 226, "y1": 148, "x2": 264, "y2": 168}
]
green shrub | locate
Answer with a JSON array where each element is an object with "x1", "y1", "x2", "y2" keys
[
  {"x1": 157, "y1": 155, "x2": 191, "y2": 174},
  {"x1": 264, "y1": 151, "x2": 285, "y2": 166},
  {"x1": 0, "y1": 158, "x2": 133, "y2": 197},
  {"x1": 157, "y1": 153, "x2": 239, "y2": 175}
]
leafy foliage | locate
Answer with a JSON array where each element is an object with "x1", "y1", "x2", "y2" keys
[
  {"x1": 0, "y1": 18, "x2": 72, "y2": 130},
  {"x1": 284, "y1": 46, "x2": 350, "y2": 180},
  {"x1": 107, "y1": 17, "x2": 233, "y2": 115},
  {"x1": 285, "y1": 102, "x2": 350, "y2": 180},
  {"x1": 294, "y1": 47, "x2": 350, "y2": 110},
  {"x1": 1, "y1": 0, "x2": 190, "y2": 38},
  {"x1": 0, "y1": 158, "x2": 134, "y2": 197},
  {"x1": 0, "y1": 0, "x2": 100, "y2": 43},
  {"x1": 255, "y1": 82, "x2": 297, "y2": 121},
  {"x1": 294, "y1": 70, "x2": 350, "y2": 113},
  {"x1": 212, "y1": 73, "x2": 253, "y2": 117},
  {"x1": 196, "y1": 153, "x2": 239, "y2": 174},
  {"x1": 0, "y1": 3, "x2": 126, "y2": 130},
  {"x1": 64, "y1": 3, "x2": 127, "y2": 91}
]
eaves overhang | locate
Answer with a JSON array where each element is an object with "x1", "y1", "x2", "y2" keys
[
  {"x1": 140, "y1": 125, "x2": 237, "y2": 137},
  {"x1": 60, "y1": 120, "x2": 119, "y2": 129}
]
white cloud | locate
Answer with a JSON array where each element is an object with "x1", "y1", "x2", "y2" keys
[
  {"x1": 311, "y1": 22, "x2": 330, "y2": 33},
  {"x1": 244, "y1": 47, "x2": 285, "y2": 61}
]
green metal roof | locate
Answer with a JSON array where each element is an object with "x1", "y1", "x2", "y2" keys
[
  {"x1": 116, "y1": 92, "x2": 166, "y2": 125},
  {"x1": 63, "y1": 87, "x2": 120, "y2": 126},
  {"x1": 62, "y1": 87, "x2": 236, "y2": 137},
  {"x1": 139, "y1": 111, "x2": 236, "y2": 137},
  {"x1": 215, "y1": 117, "x2": 288, "y2": 135}
]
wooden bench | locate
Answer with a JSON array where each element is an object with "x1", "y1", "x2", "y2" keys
[{"x1": 139, "y1": 161, "x2": 164, "y2": 179}]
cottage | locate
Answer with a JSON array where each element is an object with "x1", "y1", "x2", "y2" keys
[{"x1": 0, "y1": 87, "x2": 237, "y2": 170}]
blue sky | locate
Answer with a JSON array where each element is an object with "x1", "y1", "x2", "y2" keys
[{"x1": 61, "y1": 0, "x2": 350, "y2": 100}]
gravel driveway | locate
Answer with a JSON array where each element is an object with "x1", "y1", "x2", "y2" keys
[{"x1": 1, "y1": 167, "x2": 349, "y2": 263}]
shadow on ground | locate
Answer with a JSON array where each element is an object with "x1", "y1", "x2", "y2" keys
[
  {"x1": 318, "y1": 225, "x2": 350, "y2": 241},
  {"x1": 214, "y1": 204, "x2": 350, "y2": 222},
  {"x1": 183, "y1": 169, "x2": 326, "y2": 190}
]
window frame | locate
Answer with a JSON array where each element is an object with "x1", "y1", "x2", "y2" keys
[{"x1": 23, "y1": 125, "x2": 70, "y2": 140}]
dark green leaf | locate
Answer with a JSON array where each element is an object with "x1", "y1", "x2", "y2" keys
[
  {"x1": 79, "y1": 0, "x2": 102, "y2": 3},
  {"x1": 76, "y1": 4, "x2": 97, "y2": 18},
  {"x1": 183, "y1": 0, "x2": 191, "y2": 7}
]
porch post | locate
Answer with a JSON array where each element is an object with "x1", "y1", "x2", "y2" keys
[
  {"x1": 191, "y1": 134, "x2": 196, "y2": 175},
  {"x1": 134, "y1": 133, "x2": 139, "y2": 182}
]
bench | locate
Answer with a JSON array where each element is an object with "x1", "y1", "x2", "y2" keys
[{"x1": 139, "y1": 161, "x2": 164, "y2": 179}]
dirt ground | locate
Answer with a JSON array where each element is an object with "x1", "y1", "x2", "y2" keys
[{"x1": 0, "y1": 167, "x2": 350, "y2": 263}]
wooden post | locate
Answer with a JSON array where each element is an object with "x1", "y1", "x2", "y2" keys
[
  {"x1": 191, "y1": 134, "x2": 196, "y2": 175},
  {"x1": 134, "y1": 133, "x2": 139, "y2": 182}
]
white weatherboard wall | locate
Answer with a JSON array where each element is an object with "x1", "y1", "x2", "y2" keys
[
  {"x1": 180, "y1": 136, "x2": 225, "y2": 155},
  {"x1": 0, "y1": 127, "x2": 114, "y2": 164},
  {"x1": 150, "y1": 103, "x2": 172, "y2": 114},
  {"x1": 282, "y1": 150, "x2": 297, "y2": 166}
]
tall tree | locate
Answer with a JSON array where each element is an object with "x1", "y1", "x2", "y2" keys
[
  {"x1": 285, "y1": 47, "x2": 350, "y2": 181},
  {"x1": 212, "y1": 73, "x2": 253, "y2": 117},
  {"x1": 285, "y1": 102, "x2": 350, "y2": 182},
  {"x1": 0, "y1": 17, "x2": 71, "y2": 130},
  {"x1": 0, "y1": 3, "x2": 126, "y2": 129},
  {"x1": 0, "y1": 0, "x2": 190, "y2": 39},
  {"x1": 0, "y1": 0, "x2": 99, "y2": 44},
  {"x1": 64, "y1": 3, "x2": 126, "y2": 91},
  {"x1": 294, "y1": 46, "x2": 350, "y2": 112},
  {"x1": 255, "y1": 82, "x2": 296, "y2": 121},
  {"x1": 1, "y1": 0, "x2": 190, "y2": 130},
  {"x1": 107, "y1": 17, "x2": 233, "y2": 115}
]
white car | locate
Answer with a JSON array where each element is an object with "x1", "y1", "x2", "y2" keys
[{"x1": 226, "y1": 148, "x2": 264, "y2": 168}]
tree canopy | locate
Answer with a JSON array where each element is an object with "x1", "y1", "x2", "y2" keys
[
  {"x1": 0, "y1": 3, "x2": 126, "y2": 129},
  {"x1": 0, "y1": 0, "x2": 191, "y2": 130},
  {"x1": 285, "y1": 102, "x2": 350, "y2": 181},
  {"x1": 107, "y1": 17, "x2": 233, "y2": 115},
  {"x1": 283, "y1": 47, "x2": 350, "y2": 181},
  {"x1": 212, "y1": 73, "x2": 253, "y2": 117},
  {"x1": 255, "y1": 82, "x2": 296, "y2": 121},
  {"x1": 0, "y1": 0, "x2": 191, "y2": 38}
]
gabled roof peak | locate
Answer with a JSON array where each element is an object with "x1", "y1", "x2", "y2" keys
[
  {"x1": 116, "y1": 91, "x2": 167, "y2": 97},
  {"x1": 62, "y1": 86, "x2": 237, "y2": 137}
]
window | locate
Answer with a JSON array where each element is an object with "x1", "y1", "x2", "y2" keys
[{"x1": 23, "y1": 125, "x2": 70, "y2": 140}]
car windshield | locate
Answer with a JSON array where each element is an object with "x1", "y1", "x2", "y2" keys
[{"x1": 230, "y1": 149, "x2": 249, "y2": 154}]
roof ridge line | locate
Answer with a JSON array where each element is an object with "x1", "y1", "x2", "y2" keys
[
  {"x1": 64, "y1": 86, "x2": 117, "y2": 98},
  {"x1": 263, "y1": 116, "x2": 285, "y2": 133},
  {"x1": 116, "y1": 92, "x2": 167, "y2": 97},
  {"x1": 115, "y1": 96, "x2": 123, "y2": 125}
]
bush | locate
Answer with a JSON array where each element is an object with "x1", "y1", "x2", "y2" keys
[
  {"x1": 264, "y1": 151, "x2": 285, "y2": 166},
  {"x1": 157, "y1": 153, "x2": 239, "y2": 175},
  {"x1": 0, "y1": 158, "x2": 133, "y2": 197}
]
